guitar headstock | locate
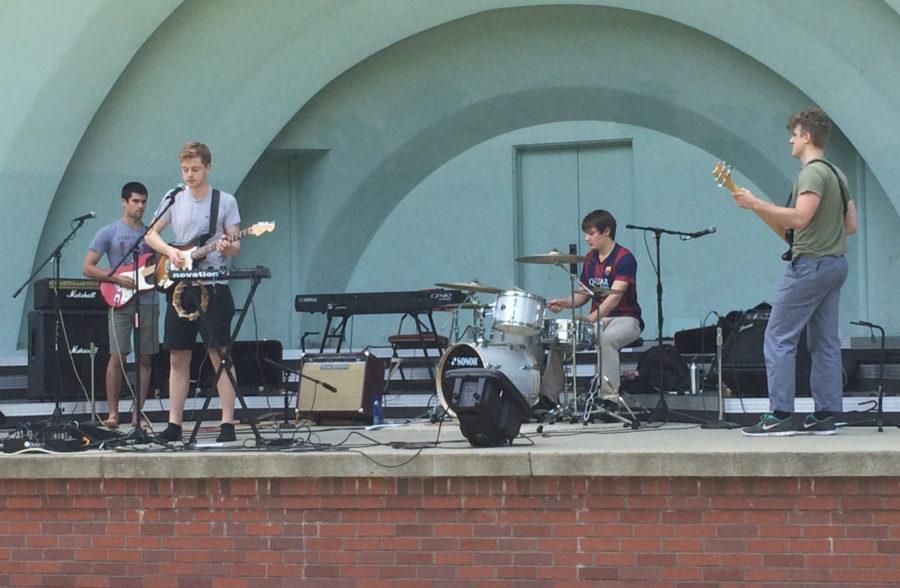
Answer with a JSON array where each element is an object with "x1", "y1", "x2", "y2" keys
[
  {"x1": 712, "y1": 161, "x2": 738, "y2": 192},
  {"x1": 248, "y1": 222, "x2": 276, "y2": 236}
]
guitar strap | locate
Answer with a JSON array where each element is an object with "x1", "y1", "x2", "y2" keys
[
  {"x1": 192, "y1": 188, "x2": 220, "y2": 246},
  {"x1": 782, "y1": 159, "x2": 849, "y2": 262},
  {"x1": 208, "y1": 189, "x2": 221, "y2": 240}
]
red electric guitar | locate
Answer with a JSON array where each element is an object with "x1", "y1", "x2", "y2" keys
[{"x1": 100, "y1": 253, "x2": 158, "y2": 309}]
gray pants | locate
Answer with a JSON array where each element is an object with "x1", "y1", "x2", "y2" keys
[
  {"x1": 765, "y1": 255, "x2": 848, "y2": 413},
  {"x1": 540, "y1": 316, "x2": 642, "y2": 402}
]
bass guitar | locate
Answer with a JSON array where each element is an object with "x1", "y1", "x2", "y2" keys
[
  {"x1": 712, "y1": 161, "x2": 790, "y2": 243},
  {"x1": 154, "y1": 221, "x2": 275, "y2": 290},
  {"x1": 100, "y1": 253, "x2": 158, "y2": 309}
]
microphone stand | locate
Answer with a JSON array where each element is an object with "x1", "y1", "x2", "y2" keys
[
  {"x1": 624, "y1": 223, "x2": 707, "y2": 424},
  {"x1": 13, "y1": 217, "x2": 93, "y2": 422},
  {"x1": 701, "y1": 324, "x2": 740, "y2": 429},
  {"x1": 106, "y1": 193, "x2": 178, "y2": 443},
  {"x1": 264, "y1": 358, "x2": 338, "y2": 425},
  {"x1": 850, "y1": 320, "x2": 894, "y2": 432}
]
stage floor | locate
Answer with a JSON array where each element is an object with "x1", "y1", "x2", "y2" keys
[{"x1": 2, "y1": 420, "x2": 898, "y2": 480}]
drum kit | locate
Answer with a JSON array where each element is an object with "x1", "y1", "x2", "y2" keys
[{"x1": 433, "y1": 250, "x2": 638, "y2": 426}]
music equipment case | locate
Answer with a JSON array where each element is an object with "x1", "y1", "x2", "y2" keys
[{"x1": 296, "y1": 353, "x2": 385, "y2": 423}]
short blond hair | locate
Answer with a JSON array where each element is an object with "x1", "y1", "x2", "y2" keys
[{"x1": 179, "y1": 142, "x2": 212, "y2": 166}]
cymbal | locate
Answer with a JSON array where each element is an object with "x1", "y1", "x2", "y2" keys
[
  {"x1": 591, "y1": 287, "x2": 613, "y2": 297},
  {"x1": 435, "y1": 280, "x2": 503, "y2": 294},
  {"x1": 516, "y1": 250, "x2": 586, "y2": 265},
  {"x1": 449, "y1": 302, "x2": 493, "y2": 310}
]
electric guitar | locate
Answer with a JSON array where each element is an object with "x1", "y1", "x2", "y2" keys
[
  {"x1": 100, "y1": 253, "x2": 158, "y2": 309},
  {"x1": 712, "y1": 161, "x2": 790, "y2": 243},
  {"x1": 154, "y1": 222, "x2": 276, "y2": 290}
]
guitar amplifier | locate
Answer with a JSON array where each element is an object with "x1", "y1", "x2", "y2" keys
[
  {"x1": 33, "y1": 278, "x2": 106, "y2": 311},
  {"x1": 27, "y1": 310, "x2": 109, "y2": 400},
  {"x1": 297, "y1": 353, "x2": 384, "y2": 423}
]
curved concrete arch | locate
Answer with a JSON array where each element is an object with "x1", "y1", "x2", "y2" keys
[
  {"x1": 266, "y1": 5, "x2": 853, "y2": 294},
  {"x1": 304, "y1": 85, "x2": 798, "y2": 293},
  {"x1": 5, "y1": 0, "x2": 899, "y2": 350}
]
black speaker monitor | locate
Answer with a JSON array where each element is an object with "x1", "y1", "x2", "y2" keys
[{"x1": 445, "y1": 368, "x2": 531, "y2": 447}]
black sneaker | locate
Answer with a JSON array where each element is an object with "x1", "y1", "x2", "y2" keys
[
  {"x1": 741, "y1": 413, "x2": 795, "y2": 437},
  {"x1": 216, "y1": 423, "x2": 236, "y2": 443},
  {"x1": 156, "y1": 422, "x2": 183, "y2": 444},
  {"x1": 530, "y1": 395, "x2": 556, "y2": 419},
  {"x1": 798, "y1": 414, "x2": 837, "y2": 435}
]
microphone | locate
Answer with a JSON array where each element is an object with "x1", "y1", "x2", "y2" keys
[
  {"x1": 322, "y1": 383, "x2": 337, "y2": 393},
  {"x1": 686, "y1": 226, "x2": 716, "y2": 239},
  {"x1": 164, "y1": 183, "x2": 185, "y2": 199},
  {"x1": 851, "y1": 320, "x2": 878, "y2": 329},
  {"x1": 72, "y1": 211, "x2": 96, "y2": 223},
  {"x1": 568, "y1": 243, "x2": 578, "y2": 275}
]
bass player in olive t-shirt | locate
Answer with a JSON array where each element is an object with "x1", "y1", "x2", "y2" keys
[{"x1": 731, "y1": 107, "x2": 858, "y2": 437}]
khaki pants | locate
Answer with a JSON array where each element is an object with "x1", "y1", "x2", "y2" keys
[{"x1": 540, "y1": 316, "x2": 642, "y2": 402}]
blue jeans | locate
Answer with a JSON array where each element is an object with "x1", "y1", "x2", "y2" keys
[{"x1": 764, "y1": 255, "x2": 848, "y2": 413}]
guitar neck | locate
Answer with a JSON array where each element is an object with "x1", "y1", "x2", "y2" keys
[
  {"x1": 715, "y1": 165, "x2": 790, "y2": 244},
  {"x1": 191, "y1": 228, "x2": 253, "y2": 260}
]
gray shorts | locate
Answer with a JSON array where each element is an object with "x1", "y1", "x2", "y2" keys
[{"x1": 108, "y1": 303, "x2": 160, "y2": 355}]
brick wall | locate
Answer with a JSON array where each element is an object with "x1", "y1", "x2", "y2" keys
[{"x1": 1, "y1": 477, "x2": 898, "y2": 586}]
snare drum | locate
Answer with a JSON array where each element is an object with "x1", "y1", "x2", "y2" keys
[
  {"x1": 492, "y1": 290, "x2": 546, "y2": 335},
  {"x1": 436, "y1": 342, "x2": 540, "y2": 416},
  {"x1": 542, "y1": 318, "x2": 595, "y2": 349}
]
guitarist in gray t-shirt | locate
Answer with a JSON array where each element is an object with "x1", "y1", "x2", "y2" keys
[
  {"x1": 145, "y1": 142, "x2": 241, "y2": 443},
  {"x1": 83, "y1": 182, "x2": 160, "y2": 429}
]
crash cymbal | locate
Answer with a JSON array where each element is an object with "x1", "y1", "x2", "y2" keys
[
  {"x1": 515, "y1": 250, "x2": 586, "y2": 265},
  {"x1": 435, "y1": 280, "x2": 504, "y2": 294}
]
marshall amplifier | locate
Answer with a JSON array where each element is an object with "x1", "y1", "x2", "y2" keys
[
  {"x1": 297, "y1": 352, "x2": 384, "y2": 423},
  {"x1": 33, "y1": 278, "x2": 106, "y2": 311},
  {"x1": 27, "y1": 310, "x2": 109, "y2": 400}
]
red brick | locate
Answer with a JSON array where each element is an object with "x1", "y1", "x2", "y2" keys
[{"x1": 579, "y1": 537, "x2": 619, "y2": 552}]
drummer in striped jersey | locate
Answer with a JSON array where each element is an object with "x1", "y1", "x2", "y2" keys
[{"x1": 535, "y1": 209, "x2": 644, "y2": 414}]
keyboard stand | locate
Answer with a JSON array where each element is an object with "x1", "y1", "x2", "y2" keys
[{"x1": 186, "y1": 275, "x2": 267, "y2": 446}]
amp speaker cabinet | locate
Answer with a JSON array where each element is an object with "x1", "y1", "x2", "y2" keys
[
  {"x1": 714, "y1": 308, "x2": 811, "y2": 397},
  {"x1": 28, "y1": 310, "x2": 109, "y2": 400},
  {"x1": 297, "y1": 353, "x2": 385, "y2": 423}
]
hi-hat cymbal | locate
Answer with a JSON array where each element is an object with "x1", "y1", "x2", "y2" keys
[
  {"x1": 516, "y1": 250, "x2": 586, "y2": 265},
  {"x1": 435, "y1": 280, "x2": 503, "y2": 294},
  {"x1": 449, "y1": 302, "x2": 493, "y2": 310},
  {"x1": 591, "y1": 287, "x2": 613, "y2": 297}
]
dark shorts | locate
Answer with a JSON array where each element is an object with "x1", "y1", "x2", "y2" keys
[{"x1": 164, "y1": 284, "x2": 235, "y2": 350}]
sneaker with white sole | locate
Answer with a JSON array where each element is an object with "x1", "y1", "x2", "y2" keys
[
  {"x1": 798, "y1": 414, "x2": 837, "y2": 435},
  {"x1": 741, "y1": 413, "x2": 795, "y2": 437}
]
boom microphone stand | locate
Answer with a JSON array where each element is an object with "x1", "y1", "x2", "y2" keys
[
  {"x1": 107, "y1": 186, "x2": 181, "y2": 442},
  {"x1": 13, "y1": 215, "x2": 94, "y2": 421},
  {"x1": 624, "y1": 223, "x2": 716, "y2": 423}
]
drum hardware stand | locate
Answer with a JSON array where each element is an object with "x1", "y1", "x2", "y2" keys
[
  {"x1": 577, "y1": 322, "x2": 640, "y2": 428},
  {"x1": 700, "y1": 324, "x2": 740, "y2": 429}
]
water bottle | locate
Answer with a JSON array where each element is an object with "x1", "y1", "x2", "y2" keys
[
  {"x1": 372, "y1": 397, "x2": 384, "y2": 425},
  {"x1": 689, "y1": 362, "x2": 699, "y2": 395}
]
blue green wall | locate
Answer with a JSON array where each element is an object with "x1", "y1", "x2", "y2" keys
[{"x1": 3, "y1": 1, "x2": 899, "y2": 351}]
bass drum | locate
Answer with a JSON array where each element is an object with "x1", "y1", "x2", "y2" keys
[{"x1": 436, "y1": 342, "x2": 540, "y2": 416}]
